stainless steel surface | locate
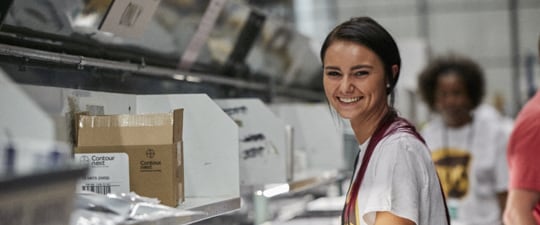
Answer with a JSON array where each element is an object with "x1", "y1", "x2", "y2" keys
[
  {"x1": 0, "y1": 42, "x2": 323, "y2": 101},
  {"x1": 287, "y1": 170, "x2": 341, "y2": 194},
  {"x1": 285, "y1": 125, "x2": 294, "y2": 182},
  {"x1": 182, "y1": 197, "x2": 241, "y2": 223},
  {"x1": 0, "y1": 43, "x2": 264, "y2": 90},
  {"x1": 125, "y1": 197, "x2": 241, "y2": 225}
]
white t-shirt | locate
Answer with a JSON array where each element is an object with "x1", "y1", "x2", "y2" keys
[
  {"x1": 421, "y1": 117, "x2": 509, "y2": 225},
  {"x1": 353, "y1": 132, "x2": 448, "y2": 225}
]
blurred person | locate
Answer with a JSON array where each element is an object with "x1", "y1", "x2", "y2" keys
[
  {"x1": 321, "y1": 17, "x2": 449, "y2": 225},
  {"x1": 503, "y1": 35, "x2": 540, "y2": 225},
  {"x1": 474, "y1": 102, "x2": 514, "y2": 137},
  {"x1": 418, "y1": 54, "x2": 509, "y2": 225}
]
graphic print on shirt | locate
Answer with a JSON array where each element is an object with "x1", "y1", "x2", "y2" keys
[{"x1": 432, "y1": 148, "x2": 472, "y2": 198}]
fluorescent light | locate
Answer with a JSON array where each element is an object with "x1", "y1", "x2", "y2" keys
[
  {"x1": 73, "y1": 14, "x2": 99, "y2": 27},
  {"x1": 172, "y1": 74, "x2": 185, "y2": 80},
  {"x1": 172, "y1": 74, "x2": 201, "y2": 83},
  {"x1": 186, "y1": 75, "x2": 202, "y2": 83},
  {"x1": 263, "y1": 184, "x2": 290, "y2": 198}
]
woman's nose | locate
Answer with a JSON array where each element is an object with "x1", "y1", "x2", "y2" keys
[{"x1": 339, "y1": 77, "x2": 354, "y2": 93}]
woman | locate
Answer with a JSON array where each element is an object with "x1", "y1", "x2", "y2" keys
[
  {"x1": 321, "y1": 17, "x2": 449, "y2": 225},
  {"x1": 418, "y1": 54, "x2": 509, "y2": 225}
]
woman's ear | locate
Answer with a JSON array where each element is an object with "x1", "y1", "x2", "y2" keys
[{"x1": 391, "y1": 65, "x2": 399, "y2": 81}]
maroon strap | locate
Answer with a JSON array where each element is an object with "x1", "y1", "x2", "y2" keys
[{"x1": 342, "y1": 112, "x2": 450, "y2": 225}]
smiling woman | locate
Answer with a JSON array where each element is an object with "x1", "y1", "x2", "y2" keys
[
  {"x1": 323, "y1": 41, "x2": 389, "y2": 143},
  {"x1": 320, "y1": 17, "x2": 450, "y2": 225}
]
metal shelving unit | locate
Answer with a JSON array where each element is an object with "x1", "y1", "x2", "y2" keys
[
  {"x1": 0, "y1": 1, "x2": 329, "y2": 224},
  {"x1": 0, "y1": 43, "x2": 324, "y2": 102}
]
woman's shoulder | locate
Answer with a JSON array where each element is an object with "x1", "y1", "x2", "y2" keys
[
  {"x1": 370, "y1": 131, "x2": 434, "y2": 182},
  {"x1": 419, "y1": 116, "x2": 444, "y2": 134},
  {"x1": 377, "y1": 131, "x2": 431, "y2": 158}
]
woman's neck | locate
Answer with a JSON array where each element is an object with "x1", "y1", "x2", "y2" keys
[
  {"x1": 350, "y1": 106, "x2": 390, "y2": 144},
  {"x1": 444, "y1": 114, "x2": 473, "y2": 128}
]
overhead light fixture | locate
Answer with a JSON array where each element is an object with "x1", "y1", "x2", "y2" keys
[
  {"x1": 261, "y1": 184, "x2": 290, "y2": 198},
  {"x1": 172, "y1": 74, "x2": 185, "y2": 80},
  {"x1": 186, "y1": 75, "x2": 202, "y2": 83}
]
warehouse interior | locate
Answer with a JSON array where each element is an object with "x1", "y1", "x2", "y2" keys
[{"x1": 0, "y1": 0, "x2": 539, "y2": 225}]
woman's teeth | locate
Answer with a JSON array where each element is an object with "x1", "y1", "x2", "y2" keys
[{"x1": 339, "y1": 97, "x2": 360, "y2": 103}]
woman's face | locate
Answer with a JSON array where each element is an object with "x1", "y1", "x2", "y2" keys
[
  {"x1": 322, "y1": 40, "x2": 388, "y2": 120},
  {"x1": 435, "y1": 72, "x2": 473, "y2": 127}
]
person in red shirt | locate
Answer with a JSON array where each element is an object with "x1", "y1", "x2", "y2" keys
[{"x1": 504, "y1": 35, "x2": 540, "y2": 225}]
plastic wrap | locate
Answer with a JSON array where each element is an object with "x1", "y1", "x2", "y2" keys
[{"x1": 71, "y1": 192, "x2": 204, "y2": 224}]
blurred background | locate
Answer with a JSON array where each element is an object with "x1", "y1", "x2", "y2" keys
[
  {"x1": 0, "y1": 1, "x2": 539, "y2": 225},
  {"x1": 0, "y1": 0, "x2": 538, "y2": 121}
]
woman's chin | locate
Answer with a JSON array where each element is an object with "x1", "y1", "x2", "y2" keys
[{"x1": 336, "y1": 111, "x2": 356, "y2": 120}]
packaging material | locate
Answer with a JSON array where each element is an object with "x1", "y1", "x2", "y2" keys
[
  {"x1": 0, "y1": 138, "x2": 72, "y2": 175},
  {"x1": 71, "y1": 192, "x2": 203, "y2": 225},
  {"x1": 0, "y1": 165, "x2": 87, "y2": 225},
  {"x1": 75, "y1": 109, "x2": 184, "y2": 207}
]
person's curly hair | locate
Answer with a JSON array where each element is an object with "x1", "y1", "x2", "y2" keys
[{"x1": 418, "y1": 54, "x2": 485, "y2": 111}]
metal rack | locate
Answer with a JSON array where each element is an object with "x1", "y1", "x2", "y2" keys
[{"x1": 0, "y1": 43, "x2": 324, "y2": 102}]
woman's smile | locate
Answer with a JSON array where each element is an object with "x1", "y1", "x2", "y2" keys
[
  {"x1": 337, "y1": 96, "x2": 362, "y2": 103},
  {"x1": 323, "y1": 40, "x2": 387, "y2": 120}
]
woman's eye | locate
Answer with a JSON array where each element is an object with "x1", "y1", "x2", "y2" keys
[
  {"x1": 326, "y1": 71, "x2": 341, "y2": 77},
  {"x1": 354, "y1": 71, "x2": 369, "y2": 76}
]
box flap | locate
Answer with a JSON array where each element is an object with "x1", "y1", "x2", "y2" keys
[
  {"x1": 78, "y1": 112, "x2": 178, "y2": 146},
  {"x1": 173, "y1": 109, "x2": 183, "y2": 143}
]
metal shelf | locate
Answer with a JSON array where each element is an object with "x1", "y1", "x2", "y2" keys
[
  {"x1": 125, "y1": 197, "x2": 241, "y2": 225},
  {"x1": 255, "y1": 170, "x2": 346, "y2": 199},
  {"x1": 287, "y1": 170, "x2": 345, "y2": 194},
  {"x1": 0, "y1": 43, "x2": 324, "y2": 101}
]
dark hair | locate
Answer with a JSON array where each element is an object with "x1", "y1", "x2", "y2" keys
[
  {"x1": 320, "y1": 17, "x2": 401, "y2": 95},
  {"x1": 418, "y1": 54, "x2": 485, "y2": 111}
]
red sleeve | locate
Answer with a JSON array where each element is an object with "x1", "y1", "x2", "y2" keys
[{"x1": 508, "y1": 115, "x2": 540, "y2": 191}]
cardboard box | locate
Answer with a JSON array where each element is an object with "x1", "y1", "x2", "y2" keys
[{"x1": 75, "y1": 109, "x2": 184, "y2": 207}]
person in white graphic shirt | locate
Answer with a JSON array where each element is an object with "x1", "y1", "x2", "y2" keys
[{"x1": 418, "y1": 54, "x2": 509, "y2": 225}]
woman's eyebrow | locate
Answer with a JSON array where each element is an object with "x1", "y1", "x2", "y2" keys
[
  {"x1": 324, "y1": 65, "x2": 373, "y2": 71},
  {"x1": 351, "y1": 64, "x2": 373, "y2": 70},
  {"x1": 324, "y1": 66, "x2": 341, "y2": 70}
]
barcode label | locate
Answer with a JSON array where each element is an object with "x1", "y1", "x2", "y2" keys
[
  {"x1": 75, "y1": 153, "x2": 130, "y2": 194},
  {"x1": 82, "y1": 184, "x2": 112, "y2": 195}
]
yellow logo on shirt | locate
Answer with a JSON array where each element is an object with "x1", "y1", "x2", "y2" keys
[{"x1": 432, "y1": 149, "x2": 472, "y2": 198}]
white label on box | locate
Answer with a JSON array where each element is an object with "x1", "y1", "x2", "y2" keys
[{"x1": 75, "y1": 153, "x2": 130, "y2": 195}]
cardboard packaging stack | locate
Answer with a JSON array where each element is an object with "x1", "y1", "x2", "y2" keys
[{"x1": 75, "y1": 109, "x2": 184, "y2": 207}]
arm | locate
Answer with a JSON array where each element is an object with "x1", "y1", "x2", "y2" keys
[
  {"x1": 504, "y1": 112, "x2": 540, "y2": 225},
  {"x1": 497, "y1": 191, "x2": 507, "y2": 221},
  {"x1": 503, "y1": 189, "x2": 540, "y2": 225},
  {"x1": 494, "y1": 122, "x2": 510, "y2": 221},
  {"x1": 374, "y1": 211, "x2": 415, "y2": 225}
]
